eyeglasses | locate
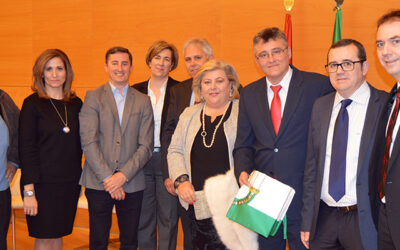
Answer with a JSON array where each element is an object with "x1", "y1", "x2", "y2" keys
[
  {"x1": 325, "y1": 60, "x2": 365, "y2": 73},
  {"x1": 256, "y1": 48, "x2": 288, "y2": 60}
]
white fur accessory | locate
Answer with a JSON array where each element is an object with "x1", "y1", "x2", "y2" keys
[{"x1": 204, "y1": 169, "x2": 259, "y2": 250}]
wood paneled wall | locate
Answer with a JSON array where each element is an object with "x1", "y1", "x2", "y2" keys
[{"x1": 0, "y1": 0, "x2": 398, "y2": 107}]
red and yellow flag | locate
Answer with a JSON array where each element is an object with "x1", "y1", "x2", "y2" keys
[{"x1": 284, "y1": 0, "x2": 294, "y2": 64}]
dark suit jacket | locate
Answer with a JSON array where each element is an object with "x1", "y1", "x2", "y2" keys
[
  {"x1": 302, "y1": 84, "x2": 388, "y2": 249},
  {"x1": 160, "y1": 78, "x2": 193, "y2": 180},
  {"x1": 233, "y1": 66, "x2": 334, "y2": 222},
  {"x1": 369, "y1": 83, "x2": 400, "y2": 248}
]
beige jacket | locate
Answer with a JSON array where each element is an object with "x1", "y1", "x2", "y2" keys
[{"x1": 168, "y1": 99, "x2": 238, "y2": 209}]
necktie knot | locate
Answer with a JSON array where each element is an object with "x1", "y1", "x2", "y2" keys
[
  {"x1": 341, "y1": 99, "x2": 352, "y2": 109},
  {"x1": 271, "y1": 85, "x2": 282, "y2": 95},
  {"x1": 396, "y1": 88, "x2": 400, "y2": 98}
]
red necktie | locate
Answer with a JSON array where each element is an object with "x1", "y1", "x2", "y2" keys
[
  {"x1": 271, "y1": 85, "x2": 282, "y2": 135},
  {"x1": 379, "y1": 89, "x2": 400, "y2": 199}
]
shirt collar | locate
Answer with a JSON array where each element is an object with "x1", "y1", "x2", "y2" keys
[
  {"x1": 266, "y1": 67, "x2": 293, "y2": 92},
  {"x1": 109, "y1": 82, "x2": 128, "y2": 97},
  {"x1": 148, "y1": 78, "x2": 168, "y2": 94},
  {"x1": 334, "y1": 81, "x2": 370, "y2": 107}
]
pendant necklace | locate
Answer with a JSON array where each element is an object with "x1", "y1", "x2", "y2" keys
[
  {"x1": 201, "y1": 102, "x2": 230, "y2": 148},
  {"x1": 49, "y1": 99, "x2": 70, "y2": 133}
]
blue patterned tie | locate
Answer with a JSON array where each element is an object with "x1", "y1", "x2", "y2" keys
[{"x1": 329, "y1": 99, "x2": 352, "y2": 202}]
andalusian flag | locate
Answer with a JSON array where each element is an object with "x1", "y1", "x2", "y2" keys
[
  {"x1": 332, "y1": 0, "x2": 343, "y2": 44},
  {"x1": 227, "y1": 171, "x2": 295, "y2": 239}
]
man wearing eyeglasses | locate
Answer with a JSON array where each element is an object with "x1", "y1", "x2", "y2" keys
[
  {"x1": 369, "y1": 9, "x2": 400, "y2": 250},
  {"x1": 233, "y1": 27, "x2": 333, "y2": 250},
  {"x1": 301, "y1": 39, "x2": 387, "y2": 250}
]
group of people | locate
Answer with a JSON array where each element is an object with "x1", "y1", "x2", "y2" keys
[{"x1": 0, "y1": 8, "x2": 400, "y2": 250}]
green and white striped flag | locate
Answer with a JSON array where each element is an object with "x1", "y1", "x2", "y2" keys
[{"x1": 227, "y1": 170, "x2": 295, "y2": 239}]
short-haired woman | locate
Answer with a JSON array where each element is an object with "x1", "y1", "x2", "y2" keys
[{"x1": 133, "y1": 40, "x2": 181, "y2": 250}]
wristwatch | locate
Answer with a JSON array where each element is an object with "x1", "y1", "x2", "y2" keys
[
  {"x1": 174, "y1": 174, "x2": 189, "y2": 189},
  {"x1": 23, "y1": 190, "x2": 35, "y2": 197}
]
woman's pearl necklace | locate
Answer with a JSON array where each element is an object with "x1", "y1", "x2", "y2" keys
[{"x1": 201, "y1": 102, "x2": 230, "y2": 148}]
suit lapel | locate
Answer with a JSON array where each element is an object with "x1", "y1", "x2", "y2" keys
[
  {"x1": 183, "y1": 78, "x2": 193, "y2": 106},
  {"x1": 161, "y1": 78, "x2": 173, "y2": 138},
  {"x1": 384, "y1": 84, "x2": 399, "y2": 173},
  {"x1": 318, "y1": 94, "x2": 335, "y2": 180},
  {"x1": 137, "y1": 81, "x2": 149, "y2": 95},
  {"x1": 357, "y1": 85, "x2": 382, "y2": 177},
  {"x1": 104, "y1": 83, "x2": 122, "y2": 132},
  {"x1": 278, "y1": 67, "x2": 304, "y2": 138},
  {"x1": 121, "y1": 87, "x2": 134, "y2": 134},
  {"x1": 254, "y1": 78, "x2": 276, "y2": 138}
]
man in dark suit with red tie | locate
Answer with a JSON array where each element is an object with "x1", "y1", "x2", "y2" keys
[
  {"x1": 369, "y1": 9, "x2": 400, "y2": 249},
  {"x1": 233, "y1": 27, "x2": 333, "y2": 249}
]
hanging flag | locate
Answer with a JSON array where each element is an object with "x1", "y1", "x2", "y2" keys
[
  {"x1": 284, "y1": 0, "x2": 294, "y2": 64},
  {"x1": 332, "y1": 0, "x2": 344, "y2": 44},
  {"x1": 284, "y1": 14, "x2": 292, "y2": 64},
  {"x1": 332, "y1": 9, "x2": 342, "y2": 44}
]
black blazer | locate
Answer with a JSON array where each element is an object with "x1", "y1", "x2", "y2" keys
[
  {"x1": 160, "y1": 78, "x2": 193, "y2": 180},
  {"x1": 369, "y1": 83, "x2": 400, "y2": 249},
  {"x1": 132, "y1": 76, "x2": 180, "y2": 178},
  {"x1": 233, "y1": 65, "x2": 334, "y2": 222},
  {"x1": 133, "y1": 76, "x2": 180, "y2": 141}
]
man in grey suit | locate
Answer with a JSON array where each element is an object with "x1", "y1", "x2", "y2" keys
[
  {"x1": 79, "y1": 46, "x2": 154, "y2": 250},
  {"x1": 301, "y1": 39, "x2": 387, "y2": 249}
]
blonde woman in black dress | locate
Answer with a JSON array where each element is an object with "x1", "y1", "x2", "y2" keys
[
  {"x1": 19, "y1": 49, "x2": 82, "y2": 250},
  {"x1": 168, "y1": 60, "x2": 240, "y2": 249}
]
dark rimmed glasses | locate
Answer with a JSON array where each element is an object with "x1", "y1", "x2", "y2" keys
[{"x1": 325, "y1": 60, "x2": 365, "y2": 73}]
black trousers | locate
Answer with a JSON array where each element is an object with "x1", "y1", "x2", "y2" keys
[
  {"x1": 179, "y1": 202, "x2": 194, "y2": 250},
  {"x1": 310, "y1": 201, "x2": 363, "y2": 250},
  {"x1": 378, "y1": 203, "x2": 396, "y2": 250},
  {"x1": 258, "y1": 217, "x2": 306, "y2": 250},
  {"x1": 138, "y1": 152, "x2": 179, "y2": 250},
  {"x1": 0, "y1": 188, "x2": 11, "y2": 250},
  {"x1": 187, "y1": 205, "x2": 226, "y2": 250},
  {"x1": 85, "y1": 188, "x2": 143, "y2": 250}
]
